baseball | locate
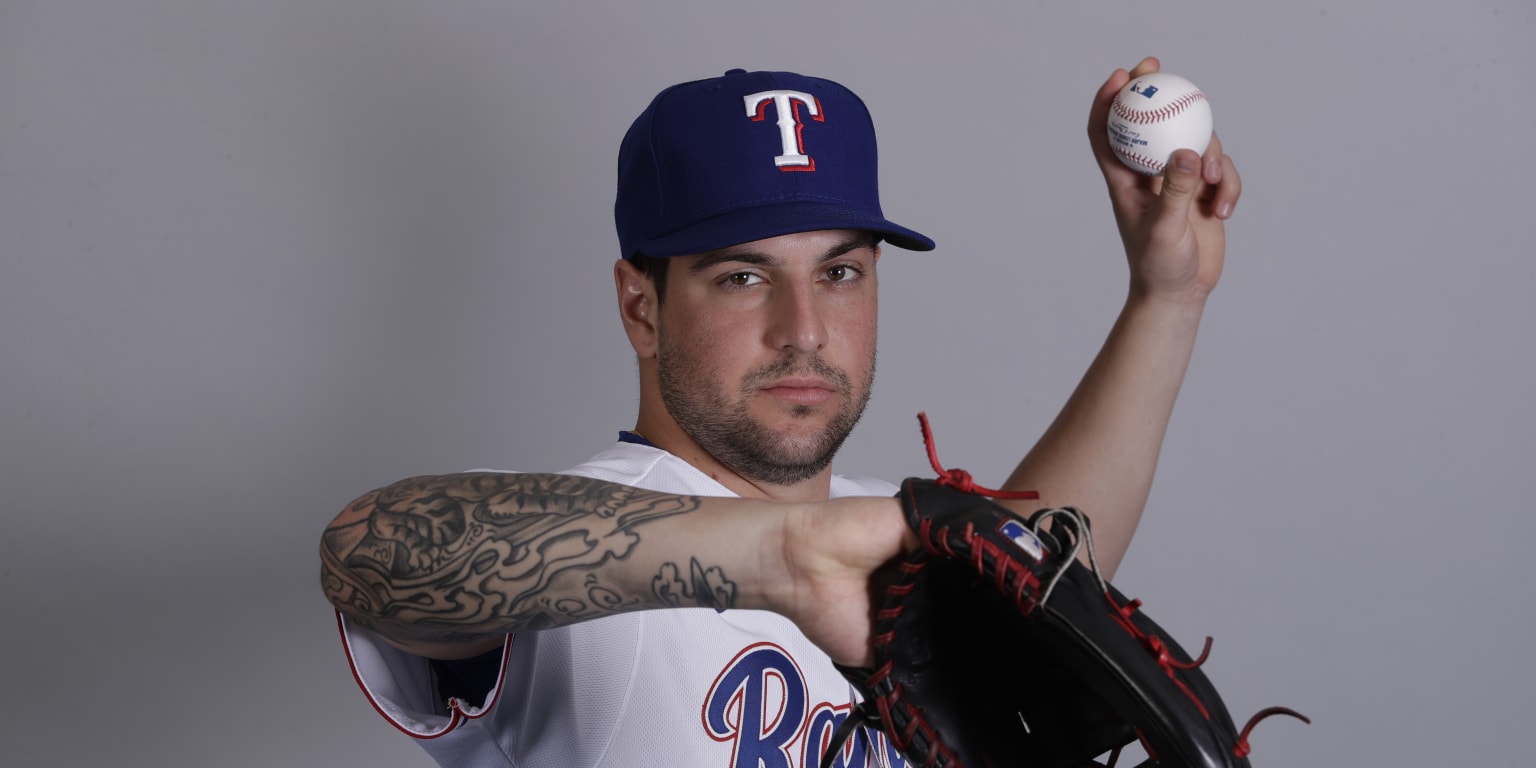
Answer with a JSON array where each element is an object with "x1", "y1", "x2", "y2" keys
[{"x1": 1107, "y1": 72, "x2": 1213, "y2": 176}]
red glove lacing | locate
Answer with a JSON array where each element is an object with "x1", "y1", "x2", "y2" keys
[
  {"x1": 915, "y1": 412, "x2": 1309, "y2": 761},
  {"x1": 1105, "y1": 594, "x2": 1216, "y2": 718},
  {"x1": 917, "y1": 412, "x2": 1039, "y2": 501},
  {"x1": 1234, "y1": 707, "x2": 1311, "y2": 758}
]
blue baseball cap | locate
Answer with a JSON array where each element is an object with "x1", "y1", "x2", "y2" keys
[{"x1": 615, "y1": 69, "x2": 935, "y2": 260}]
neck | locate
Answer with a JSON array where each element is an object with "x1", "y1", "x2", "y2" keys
[{"x1": 633, "y1": 408, "x2": 834, "y2": 503}]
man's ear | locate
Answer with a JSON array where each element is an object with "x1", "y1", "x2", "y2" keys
[{"x1": 614, "y1": 258, "x2": 658, "y2": 358}]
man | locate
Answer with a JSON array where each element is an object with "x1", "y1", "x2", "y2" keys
[{"x1": 320, "y1": 59, "x2": 1239, "y2": 767}]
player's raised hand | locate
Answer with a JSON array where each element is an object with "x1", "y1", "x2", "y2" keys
[{"x1": 1087, "y1": 56, "x2": 1240, "y2": 305}]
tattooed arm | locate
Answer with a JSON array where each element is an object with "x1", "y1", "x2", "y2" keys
[{"x1": 319, "y1": 472, "x2": 907, "y2": 664}]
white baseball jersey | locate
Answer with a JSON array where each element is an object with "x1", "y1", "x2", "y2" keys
[{"x1": 337, "y1": 440, "x2": 913, "y2": 767}]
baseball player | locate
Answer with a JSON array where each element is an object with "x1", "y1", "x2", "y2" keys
[{"x1": 320, "y1": 58, "x2": 1240, "y2": 768}]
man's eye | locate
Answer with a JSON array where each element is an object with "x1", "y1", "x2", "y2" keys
[
  {"x1": 826, "y1": 265, "x2": 858, "y2": 282},
  {"x1": 724, "y1": 272, "x2": 762, "y2": 287}
]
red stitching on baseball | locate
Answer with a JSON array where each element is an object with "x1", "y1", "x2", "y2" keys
[
  {"x1": 1112, "y1": 90, "x2": 1206, "y2": 126},
  {"x1": 1114, "y1": 148, "x2": 1165, "y2": 173}
]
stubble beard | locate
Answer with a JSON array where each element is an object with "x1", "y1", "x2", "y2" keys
[{"x1": 657, "y1": 335, "x2": 875, "y2": 487}]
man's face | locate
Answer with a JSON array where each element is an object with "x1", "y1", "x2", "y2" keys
[{"x1": 655, "y1": 229, "x2": 880, "y2": 486}]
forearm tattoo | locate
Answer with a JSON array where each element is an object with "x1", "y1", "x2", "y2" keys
[
  {"x1": 652, "y1": 557, "x2": 737, "y2": 610},
  {"x1": 319, "y1": 473, "x2": 731, "y2": 639}
]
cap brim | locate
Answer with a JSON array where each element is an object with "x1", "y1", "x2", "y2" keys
[{"x1": 634, "y1": 200, "x2": 935, "y2": 259}]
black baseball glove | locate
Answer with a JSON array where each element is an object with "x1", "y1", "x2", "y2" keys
[{"x1": 822, "y1": 414, "x2": 1305, "y2": 768}]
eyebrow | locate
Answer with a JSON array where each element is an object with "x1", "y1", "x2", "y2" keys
[{"x1": 686, "y1": 234, "x2": 878, "y2": 275}]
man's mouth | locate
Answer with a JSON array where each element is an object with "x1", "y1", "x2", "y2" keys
[{"x1": 759, "y1": 377, "x2": 837, "y2": 405}]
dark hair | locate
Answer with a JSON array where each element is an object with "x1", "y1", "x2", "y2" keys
[{"x1": 630, "y1": 253, "x2": 670, "y2": 305}]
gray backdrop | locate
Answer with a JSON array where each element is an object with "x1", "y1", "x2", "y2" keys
[{"x1": 2, "y1": 1, "x2": 1531, "y2": 766}]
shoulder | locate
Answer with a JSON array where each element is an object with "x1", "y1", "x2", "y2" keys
[
  {"x1": 504, "y1": 442, "x2": 898, "y2": 499},
  {"x1": 560, "y1": 442, "x2": 737, "y2": 497},
  {"x1": 829, "y1": 473, "x2": 898, "y2": 498}
]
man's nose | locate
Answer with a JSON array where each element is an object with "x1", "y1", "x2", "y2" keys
[{"x1": 765, "y1": 281, "x2": 827, "y2": 354}]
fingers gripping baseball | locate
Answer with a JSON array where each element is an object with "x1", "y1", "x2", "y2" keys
[
  {"x1": 1090, "y1": 59, "x2": 1236, "y2": 303},
  {"x1": 1142, "y1": 148, "x2": 1207, "y2": 281},
  {"x1": 1159, "y1": 150, "x2": 1202, "y2": 211}
]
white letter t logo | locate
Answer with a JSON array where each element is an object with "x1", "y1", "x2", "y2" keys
[{"x1": 744, "y1": 90, "x2": 824, "y2": 172}]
